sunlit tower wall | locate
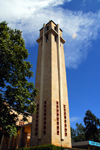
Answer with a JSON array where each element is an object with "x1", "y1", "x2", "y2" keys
[{"x1": 30, "y1": 20, "x2": 71, "y2": 148}]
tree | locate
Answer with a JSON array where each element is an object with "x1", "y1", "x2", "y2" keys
[
  {"x1": 0, "y1": 21, "x2": 38, "y2": 137},
  {"x1": 71, "y1": 123, "x2": 86, "y2": 142},
  {"x1": 84, "y1": 110, "x2": 100, "y2": 141},
  {"x1": 71, "y1": 110, "x2": 100, "y2": 142},
  {"x1": 76, "y1": 123, "x2": 84, "y2": 136},
  {"x1": 71, "y1": 127, "x2": 76, "y2": 139}
]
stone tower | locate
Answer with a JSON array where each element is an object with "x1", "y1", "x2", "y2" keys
[{"x1": 30, "y1": 20, "x2": 71, "y2": 148}]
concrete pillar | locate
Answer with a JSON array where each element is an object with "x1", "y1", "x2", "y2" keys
[
  {"x1": 8, "y1": 136, "x2": 14, "y2": 150},
  {"x1": 38, "y1": 23, "x2": 46, "y2": 141},
  {"x1": 13, "y1": 135, "x2": 19, "y2": 149},
  {"x1": 18, "y1": 128, "x2": 27, "y2": 148},
  {"x1": 57, "y1": 24, "x2": 64, "y2": 140},
  {"x1": 24, "y1": 132, "x2": 27, "y2": 147},
  {"x1": 18, "y1": 128, "x2": 24, "y2": 148},
  {"x1": 0, "y1": 135, "x2": 4, "y2": 150},
  {"x1": 0, "y1": 135, "x2": 7, "y2": 150}
]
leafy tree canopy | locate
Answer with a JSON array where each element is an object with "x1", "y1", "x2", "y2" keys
[
  {"x1": 71, "y1": 123, "x2": 85, "y2": 142},
  {"x1": 71, "y1": 110, "x2": 100, "y2": 142},
  {"x1": 0, "y1": 21, "x2": 38, "y2": 137},
  {"x1": 76, "y1": 123, "x2": 85, "y2": 136},
  {"x1": 84, "y1": 110, "x2": 100, "y2": 141}
]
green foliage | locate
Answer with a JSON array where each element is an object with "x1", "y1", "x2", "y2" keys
[
  {"x1": 71, "y1": 110, "x2": 100, "y2": 142},
  {"x1": 71, "y1": 123, "x2": 85, "y2": 142},
  {"x1": 0, "y1": 21, "x2": 38, "y2": 137},
  {"x1": 15, "y1": 144, "x2": 62, "y2": 150},
  {"x1": 72, "y1": 133, "x2": 86, "y2": 142},
  {"x1": 76, "y1": 123, "x2": 85, "y2": 136},
  {"x1": 84, "y1": 110, "x2": 100, "y2": 141},
  {"x1": 71, "y1": 127, "x2": 76, "y2": 139},
  {"x1": 6, "y1": 124, "x2": 17, "y2": 137},
  {"x1": 15, "y1": 144, "x2": 87, "y2": 150}
]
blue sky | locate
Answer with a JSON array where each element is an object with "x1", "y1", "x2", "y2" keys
[{"x1": 0, "y1": 0, "x2": 100, "y2": 129}]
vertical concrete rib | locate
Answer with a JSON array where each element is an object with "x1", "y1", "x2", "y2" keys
[
  {"x1": 38, "y1": 24, "x2": 45, "y2": 139},
  {"x1": 57, "y1": 24, "x2": 64, "y2": 140}
]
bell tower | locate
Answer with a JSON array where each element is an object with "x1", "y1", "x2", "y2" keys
[{"x1": 30, "y1": 20, "x2": 71, "y2": 148}]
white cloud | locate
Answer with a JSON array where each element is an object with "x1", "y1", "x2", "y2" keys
[
  {"x1": 0, "y1": 0, "x2": 100, "y2": 69},
  {"x1": 72, "y1": 33, "x2": 77, "y2": 39},
  {"x1": 70, "y1": 117, "x2": 81, "y2": 122}
]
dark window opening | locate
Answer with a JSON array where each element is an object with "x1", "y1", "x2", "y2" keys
[
  {"x1": 35, "y1": 128, "x2": 38, "y2": 131},
  {"x1": 57, "y1": 109, "x2": 59, "y2": 112},
  {"x1": 65, "y1": 133, "x2": 67, "y2": 136},
  {"x1": 56, "y1": 101, "x2": 58, "y2": 104},
  {"x1": 36, "y1": 124, "x2": 38, "y2": 127},
  {"x1": 57, "y1": 113, "x2": 59, "y2": 116},
  {"x1": 47, "y1": 26, "x2": 49, "y2": 30},
  {"x1": 44, "y1": 122, "x2": 46, "y2": 125},
  {"x1": 57, "y1": 131, "x2": 59, "y2": 135},
  {"x1": 44, "y1": 131, "x2": 46, "y2": 134},
  {"x1": 41, "y1": 40, "x2": 42, "y2": 46},
  {"x1": 64, "y1": 113, "x2": 66, "y2": 116},
  {"x1": 46, "y1": 35, "x2": 48, "y2": 42},
  {"x1": 57, "y1": 117, "x2": 59, "y2": 121},
  {"x1": 55, "y1": 36, "x2": 57, "y2": 42},
  {"x1": 65, "y1": 124, "x2": 67, "y2": 127},
  {"x1": 35, "y1": 132, "x2": 37, "y2": 136},
  {"x1": 54, "y1": 26, "x2": 57, "y2": 30}
]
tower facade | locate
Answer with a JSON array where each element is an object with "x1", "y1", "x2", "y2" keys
[{"x1": 30, "y1": 20, "x2": 71, "y2": 148}]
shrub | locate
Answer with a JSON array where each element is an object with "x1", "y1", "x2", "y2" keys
[{"x1": 16, "y1": 144, "x2": 62, "y2": 150}]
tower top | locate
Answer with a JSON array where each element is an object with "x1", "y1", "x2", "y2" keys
[
  {"x1": 39, "y1": 20, "x2": 63, "y2": 32},
  {"x1": 37, "y1": 20, "x2": 65, "y2": 44}
]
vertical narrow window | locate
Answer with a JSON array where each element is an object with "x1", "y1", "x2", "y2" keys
[
  {"x1": 35, "y1": 104, "x2": 39, "y2": 136},
  {"x1": 47, "y1": 26, "x2": 49, "y2": 30},
  {"x1": 56, "y1": 101, "x2": 59, "y2": 135},
  {"x1": 5, "y1": 138, "x2": 8, "y2": 146},
  {"x1": 43, "y1": 101, "x2": 46, "y2": 134},
  {"x1": 64, "y1": 104, "x2": 67, "y2": 136},
  {"x1": 46, "y1": 35, "x2": 48, "y2": 42},
  {"x1": 54, "y1": 26, "x2": 57, "y2": 31},
  {"x1": 57, "y1": 131, "x2": 59, "y2": 135},
  {"x1": 41, "y1": 39, "x2": 42, "y2": 46},
  {"x1": 55, "y1": 36, "x2": 57, "y2": 42}
]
